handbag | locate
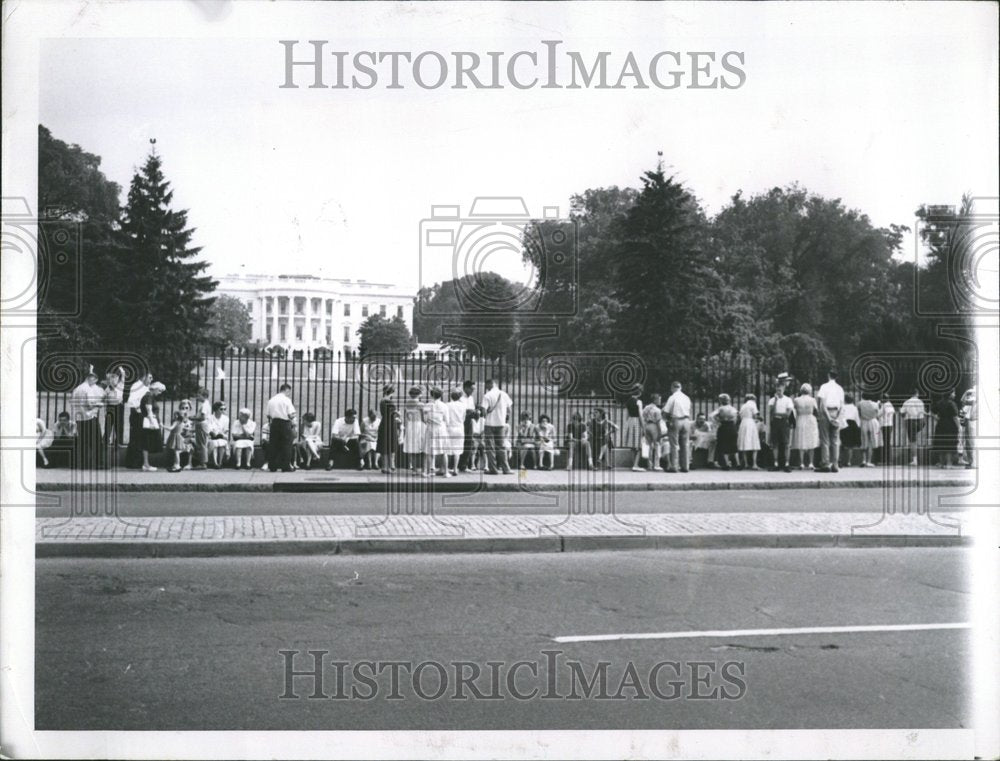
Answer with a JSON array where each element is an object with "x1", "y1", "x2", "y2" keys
[{"x1": 142, "y1": 415, "x2": 159, "y2": 430}]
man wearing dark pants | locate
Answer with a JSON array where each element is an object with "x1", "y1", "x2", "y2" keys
[
  {"x1": 481, "y1": 378, "x2": 512, "y2": 475},
  {"x1": 192, "y1": 388, "x2": 212, "y2": 470},
  {"x1": 458, "y1": 380, "x2": 477, "y2": 472},
  {"x1": 103, "y1": 366, "x2": 125, "y2": 447},
  {"x1": 663, "y1": 381, "x2": 692, "y2": 473},
  {"x1": 266, "y1": 383, "x2": 296, "y2": 473},
  {"x1": 327, "y1": 409, "x2": 362, "y2": 469},
  {"x1": 768, "y1": 385, "x2": 794, "y2": 472}
]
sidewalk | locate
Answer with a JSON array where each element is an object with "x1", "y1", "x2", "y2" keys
[
  {"x1": 35, "y1": 463, "x2": 975, "y2": 492},
  {"x1": 37, "y1": 509, "x2": 966, "y2": 557}
]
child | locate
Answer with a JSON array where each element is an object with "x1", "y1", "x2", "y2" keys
[
  {"x1": 259, "y1": 420, "x2": 272, "y2": 471},
  {"x1": 230, "y1": 408, "x2": 257, "y2": 469},
  {"x1": 589, "y1": 407, "x2": 618, "y2": 469},
  {"x1": 840, "y1": 394, "x2": 862, "y2": 467},
  {"x1": 502, "y1": 421, "x2": 513, "y2": 467},
  {"x1": 565, "y1": 411, "x2": 594, "y2": 471},
  {"x1": 470, "y1": 407, "x2": 486, "y2": 471},
  {"x1": 208, "y1": 401, "x2": 231, "y2": 468},
  {"x1": 36, "y1": 418, "x2": 55, "y2": 468},
  {"x1": 737, "y1": 393, "x2": 761, "y2": 470},
  {"x1": 165, "y1": 399, "x2": 195, "y2": 472},
  {"x1": 534, "y1": 414, "x2": 556, "y2": 470},
  {"x1": 297, "y1": 412, "x2": 322, "y2": 470},
  {"x1": 515, "y1": 411, "x2": 537, "y2": 470},
  {"x1": 360, "y1": 409, "x2": 380, "y2": 471},
  {"x1": 691, "y1": 412, "x2": 715, "y2": 470}
]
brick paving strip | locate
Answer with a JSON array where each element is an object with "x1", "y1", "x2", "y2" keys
[{"x1": 36, "y1": 511, "x2": 966, "y2": 557}]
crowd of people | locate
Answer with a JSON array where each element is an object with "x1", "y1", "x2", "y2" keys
[{"x1": 36, "y1": 368, "x2": 977, "y2": 475}]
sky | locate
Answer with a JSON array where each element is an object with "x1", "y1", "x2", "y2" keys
[{"x1": 37, "y1": 2, "x2": 999, "y2": 296}]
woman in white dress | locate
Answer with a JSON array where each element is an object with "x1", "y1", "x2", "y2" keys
[
  {"x1": 36, "y1": 418, "x2": 55, "y2": 467},
  {"x1": 402, "y1": 386, "x2": 426, "y2": 475},
  {"x1": 445, "y1": 390, "x2": 467, "y2": 476},
  {"x1": 207, "y1": 401, "x2": 231, "y2": 468},
  {"x1": 230, "y1": 408, "x2": 257, "y2": 470},
  {"x1": 737, "y1": 393, "x2": 761, "y2": 470},
  {"x1": 792, "y1": 384, "x2": 820, "y2": 469},
  {"x1": 422, "y1": 387, "x2": 450, "y2": 477},
  {"x1": 296, "y1": 412, "x2": 322, "y2": 469}
]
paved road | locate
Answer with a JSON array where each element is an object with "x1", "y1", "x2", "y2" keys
[
  {"x1": 36, "y1": 548, "x2": 969, "y2": 730},
  {"x1": 34, "y1": 487, "x2": 969, "y2": 518}
]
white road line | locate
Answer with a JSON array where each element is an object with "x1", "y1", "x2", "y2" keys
[{"x1": 552, "y1": 622, "x2": 971, "y2": 644}]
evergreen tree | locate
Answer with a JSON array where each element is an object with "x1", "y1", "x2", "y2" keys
[
  {"x1": 613, "y1": 160, "x2": 724, "y2": 373},
  {"x1": 358, "y1": 314, "x2": 417, "y2": 356},
  {"x1": 118, "y1": 143, "x2": 217, "y2": 393}
]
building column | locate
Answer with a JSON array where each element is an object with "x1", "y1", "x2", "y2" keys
[
  {"x1": 269, "y1": 295, "x2": 278, "y2": 346},
  {"x1": 319, "y1": 300, "x2": 327, "y2": 348}
]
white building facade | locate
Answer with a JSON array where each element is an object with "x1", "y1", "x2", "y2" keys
[{"x1": 216, "y1": 273, "x2": 415, "y2": 356}]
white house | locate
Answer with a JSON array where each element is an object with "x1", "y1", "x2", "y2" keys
[{"x1": 216, "y1": 273, "x2": 415, "y2": 356}]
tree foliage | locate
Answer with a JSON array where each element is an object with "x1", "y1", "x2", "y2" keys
[
  {"x1": 205, "y1": 294, "x2": 253, "y2": 349},
  {"x1": 358, "y1": 314, "x2": 417, "y2": 356}
]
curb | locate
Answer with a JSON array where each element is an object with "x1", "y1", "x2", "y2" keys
[
  {"x1": 34, "y1": 478, "x2": 974, "y2": 494},
  {"x1": 35, "y1": 532, "x2": 970, "y2": 558}
]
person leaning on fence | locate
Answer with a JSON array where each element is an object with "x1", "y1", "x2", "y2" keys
[
  {"x1": 445, "y1": 390, "x2": 466, "y2": 477},
  {"x1": 191, "y1": 388, "x2": 212, "y2": 470},
  {"x1": 534, "y1": 414, "x2": 556, "y2": 470},
  {"x1": 792, "y1": 384, "x2": 819, "y2": 470},
  {"x1": 815, "y1": 370, "x2": 845, "y2": 473},
  {"x1": 230, "y1": 407, "x2": 256, "y2": 469},
  {"x1": 458, "y1": 379, "x2": 477, "y2": 473},
  {"x1": 482, "y1": 379, "x2": 513, "y2": 475},
  {"x1": 376, "y1": 384, "x2": 400, "y2": 473},
  {"x1": 641, "y1": 393, "x2": 665, "y2": 472},
  {"x1": 327, "y1": 408, "x2": 362, "y2": 470},
  {"x1": 124, "y1": 372, "x2": 153, "y2": 468},
  {"x1": 622, "y1": 384, "x2": 644, "y2": 472},
  {"x1": 663, "y1": 381, "x2": 693, "y2": 473},
  {"x1": 266, "y1": 383, "x2": 297, "y2": 473},
  {"x1": 737, "y1": 394, "x2": 761, "y2": 470},
  {"x1": 208, "y1": 401, "x2": 231, "y2": 468},
  {"x1": 103, "y1": 366, "x2": 126, "y2": 447},
  {"x1": 710, "y1": 394, "x2": 739, "y2": 470},
  {"x1": 403, "y1": 386, "x2": 426, "y2": 475}
]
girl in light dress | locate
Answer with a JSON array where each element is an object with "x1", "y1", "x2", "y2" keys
[
  {"x1": 737, "y1": 393, "x2": 761, "y2": 470},
  {"x1": 857, "y1": 393, "x2": 881, "y2": 468},
  {"x1": 360, "y1": 409, "x2": 381, "y2": 471},
  {"x1": 534, "y1": 414, "x2": 556, "y2": 470},
  {"x1": 403, "y1": 386, "x2": 426, "y2": 475},
  {"x1": 165, "y1": 399, "x2": 195, "y2": 472},
  {"x1": 470, "y1": 407, "x2": 486, "y2": 471},
  {"x1": 36, "y1": 418, "x2": 55, "y2": 467},
  {"x1": 840, "y1": 394, "x2": 862, "y2": 467},
  {"x1": 422, "y1": 387, "x2": 450, "y2": 477},
  {"x1": 297, "y1": 412, "x2": 323, "y2": 470},
  {"x1": 207, "y1": 401, "x2": 231, "y2": 468},
  {"x1": 230, "y1": 408, "x2": 257, "y2": 469},
  {"x1": 791, "y1": 384, "x2": 819, "y2": 470},
  {"x1": 641, "y1": 393, "x2": 665, "y2": 472}
]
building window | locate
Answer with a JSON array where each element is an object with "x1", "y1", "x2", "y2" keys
[
  {"x1": 397, "y1": 305, "x2": 404, "y2": 319},
  {"x1": 326, "y1": 300, "x2": 333, "y2": 315},
  {"x1": 266, "y1": 326, "x2": 272, "y2": 342},
  {"x1": 379, "y1": 304, "x2": 387, "y2": 317},
  {"x1": 294, "y1": 298, "x2": 305, "y2": 315},
  {"x1": 312, "y1": 325, "x2": 318, "y2": 341},
  {"x1": 312, "y1": 298, "x2": 321, "y2": 314},
  {"x1": 295, "y1": 326, "x2": 303, "y2": 341},
  {"x1": 266, "y1": 298, "x2": 273, "y2": 314},
  {"x1": 325, "y1": 326, "x2": 332, "y2": 344},
  {"x1": 246, "y1": 300, "x2": 254, "y2": 313},
  {"x1": 362, "y1": 304, "x2": 369, "y2": 318},
  {"x1": 344, "y1": 303, "x2": 351, "y2": 317},
  {"x1": 343, "y1": 325, "x2": 350, "y2": 344},
  {"x1": 279, "y1": 298, "x2": 288, "y2": 315},
  {"x1": 280, "y1": 324, "x2": 287, "y2": 341}
]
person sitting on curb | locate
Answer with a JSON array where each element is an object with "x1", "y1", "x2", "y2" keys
[
  {"x1": 565, "y1": 411, "x2": 595, "y2": 471},
  {"x1": 589, "y1": 407, "x2": 617, "y2": 469},
  {"x1": 327, "y1": 408, "x2": 362, "y2": 470},
  {"x1": 165, "y1": 399, "x2": 196, "y2": 472},
  {"x1": 298, "y1": 412, "x2": 323, "y2": 470},
  {"x1": 515, "y1": 411, "x2": 537, "y2": 470},
  {"x1": 230, "y1": 408, "x2": 257, "y2": 470},
  {"x1": 534, "y1": 414, "x2": 556, "y2": 470}
]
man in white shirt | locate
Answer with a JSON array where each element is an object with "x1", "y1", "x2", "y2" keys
[
  {"x1": 900, "y1": 389, "x2": 926, "y2": 466},
  {"x1": 266, "y1": 383, "x2": 297, "y2": 472},
  {"x1": 458, "y1": 380, "x2": 477, "y2": 472},
  {"x1": 877, "y1": 393, "x2": 896, "y2": 465},
  {"x1": 663, "y1": 381, "x2": 693, "y2": 473},
  {"x1": 481, "y1": 378, "x2": 512, "y2": 474},
  {"x1": 815, "y1": 369, "x2": 845, "y2": 472},
  {"x1": 327, "y1": 408, "x2": 362, "y2": 469},
  {"x1": 767, "y1": 384, "x2": 795, "y2": 472},
  {"x1": 71, "y1": 368, "x2": 106, "y2": 469},
  {"x1": 102, "y1": 366, "x2": 126, "y2": 446},
  {"x1": 959, "y1": 387, "x2": 976, "y2": 469}
]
